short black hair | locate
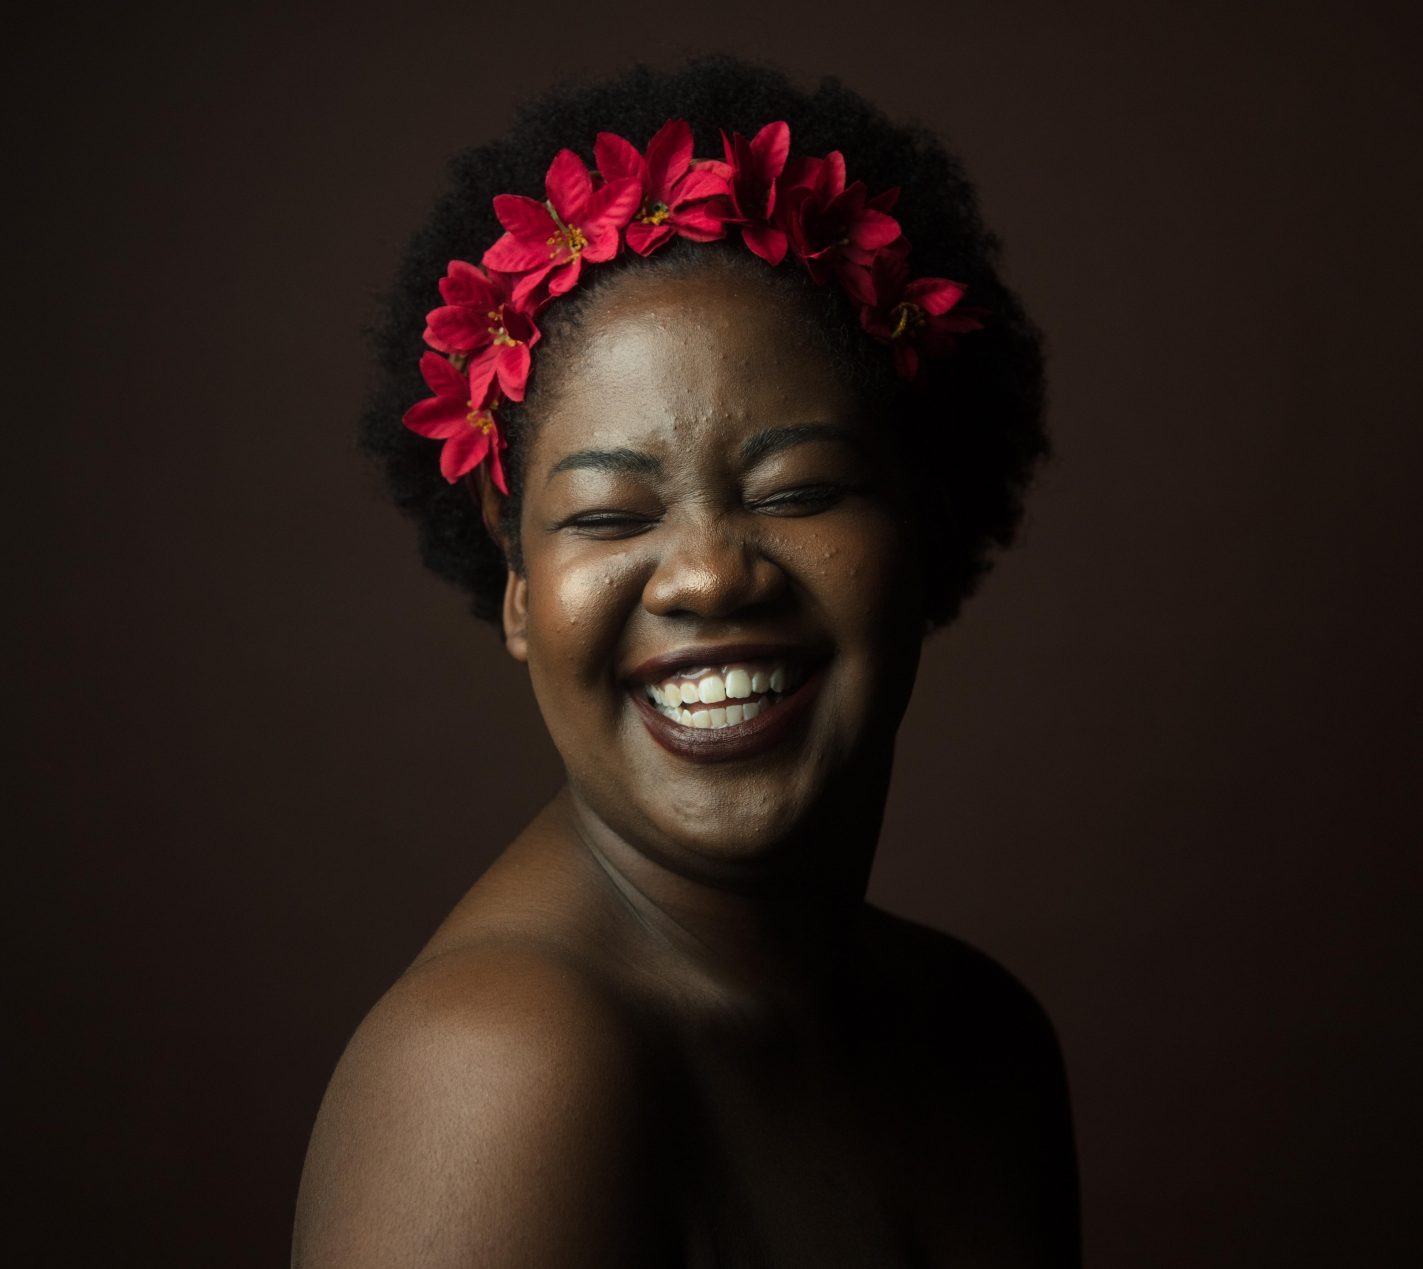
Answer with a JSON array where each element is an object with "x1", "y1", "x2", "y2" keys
[{"x1": 360, "y1": 55, "x2": 1048, "y2": 628}]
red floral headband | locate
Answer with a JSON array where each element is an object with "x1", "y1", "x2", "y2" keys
[{"x1": 402, "y1": 119, "x2": 983, "y2": 493}]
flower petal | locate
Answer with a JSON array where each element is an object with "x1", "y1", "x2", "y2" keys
[
  {"x1": 483, "y1": 230, "x2": 551, "y2": 273},
  {"x1": 496, "y1": 342, "x2": 532, "y2": 401},
  {"x1": 868, "y1": 247, "x2": 911, "y2": 305},
  {"x1": 750, "y1": 121, "x2": 791, "y2": 181},
  {"x1": 485, "y1": 269, "x2": 522, "y2": 303},
  {"x1": 627, "y1": 221, "x2": 674, "y2": 255},
  {"x1": 418, "y1": 350, "x2": 468, "y2": 398},
  {"x1": 780, "y1": 155, "x2": 819, "y2": 193},
  {"x1": 859, "y1": 305, "x2": 893, "y2": 342},
  {"x1": 693, "y1": 158, "x2": 734, "y2": 182},
  {"x1": 585, "y1": 176, "x2": 642, "y2": 231},
  {"x1": 403, "y1": 393, "x2": 466, "y2": 440},
  {"x1": 775, "y1": 184, "x2": 813, "y2": 253},
  {"x1": 847, "y1": 208, "x2": 902, "y2": 251},
  {"x1": 502, "y1": 307, "x2": 540, "y2": 346},
  {"x1": 644, "y1": 119, "x2": 693, "y2": 198},
  {"x1": 439, "y1": 260, "x2": 495, "y2": 307},
  {"x1": 439, "y1": 424, "x2": 491, "y2": 483},
  {"x1": 465, "y1": 348, "x2": 499, "y2": 404},
  {"x1": 671, "y1": 204, "x2": 730, "y2": 242},
  {"x1": 907, "y1": 277, "x2": 969, "y2": 315},
  {"x1": 509, "y1": 262, "x2": 556, "y2": 307},
  {"x1": 487, "y1": 432, "x2": 509, "y2": 495},
  {"x1": 942, "y1": 308, "x2": 986, "y2": 332},
  {"x1": 742, "y1": 221, "x2": 787, "y2": 266},
  {"x1": 593, "y1": 131, "x2": 645, "y2": 186},
  {"x1": 424, "y1": 304, "x2": 489, "y2": 354},
  {"x1": 545, "y1": 149, "x2": 592, "y2": 221},
  {"x1": 672, "y1": 167, "x2": 731, "y2": 204},
  {"x1": 545, "y1": 257, "x2": 583, "y2": 296},
  {"x1": 581, "y1": 220, "x2": 623, "y2": 262},
  {"x1": 834, "y1": 261, "x2": 876, "y2": 306},
  {"x1": 492, "y1": 194, "x2": 553, "y2": 240}
]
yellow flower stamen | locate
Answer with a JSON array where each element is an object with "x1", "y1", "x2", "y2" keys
[
  {"x1": 465, "y1": 404, "x2": 495, "y2": 434},
  {"x1": 481, "y1": 303, "x2": 521, "y2": 349},
  {"x1": 637, "y1": 200, "x2": 671, "y2": 226},
  {"x1": 889, "y1": 302, "x2": 926, "y2": 341},
  {"x1": 544, "y1": 200, "x2": 589, "y2": 260}
]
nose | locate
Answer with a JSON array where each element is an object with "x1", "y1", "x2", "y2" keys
[{"x1": 641, "y1": 519, "x2": 788, "y2": 620}]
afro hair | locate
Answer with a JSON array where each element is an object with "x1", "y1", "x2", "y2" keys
[{"x1": 360, "y1": 55, "x2": 1048, "y2": 628}]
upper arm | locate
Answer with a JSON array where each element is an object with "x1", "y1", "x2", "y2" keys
[
  {"x1": 946, "y1": 944, "x2": 1081, "y2": 1267},
  {"x1": 993, "y1": 973, "x2": 1080, "y2": 1264},
  {"x1": 879, "y1": 913, "x2": 1080, "y2": 1266},
  {"x1": 292, "y1": 947, "x2": 672, "y2": 1268}
]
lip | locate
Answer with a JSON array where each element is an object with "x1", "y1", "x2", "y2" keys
[
  {"x1": 631, "y1": 663, "x2": 826, "y2": 764},
  {"x1": 625, "y1": 641, "x2": 824, "y2": 685}
]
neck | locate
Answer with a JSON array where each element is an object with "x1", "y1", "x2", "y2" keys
[{"x1": 554, "y1": 773, "x2": 889, "y2": 1011}]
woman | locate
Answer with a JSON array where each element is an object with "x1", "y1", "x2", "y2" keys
[{"x1": 294, "y1": 57, "x2": 1077, "y2": 1267}]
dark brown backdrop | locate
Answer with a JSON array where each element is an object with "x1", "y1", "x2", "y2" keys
[{"x1": 11, "y1": 1, "x2": 1421, "y2": 1264}]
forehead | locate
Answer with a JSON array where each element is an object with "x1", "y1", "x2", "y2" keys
[{"x1": 531, "y1": 267, "x2": 859, "y2": 462}]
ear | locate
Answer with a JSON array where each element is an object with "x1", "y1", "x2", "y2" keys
[
  {"x1": 502, "y1": 568, "x2": 529, "y2": 662},
  {"x1": 466, "y1": 470, "x2": 527, "y2": 660}
]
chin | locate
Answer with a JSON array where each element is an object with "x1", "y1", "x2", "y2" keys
[{"x1": 589, "y1": 713, "x2": 901, "y2": 883}]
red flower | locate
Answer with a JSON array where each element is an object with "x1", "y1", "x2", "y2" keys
[
  {"x1": 422, "y1": 261, "x2": 540, "y2": 403},
  {"x1": 482, "y1": 150, "x2": 641, "y2": 305},
  {"x1": 860, "y1": 247, "x2": 984, "y2": 379},
  {"x1": 720, "y1": 121, "x2": 792, "y2": 265},
  {"x1": 777, "y1": 152, "x2": 902, "y2": 304},
  {"x1": 402, "y1": 352, "x2": 509, "y2": 491},
  {"x1": 593, "y1": 121, "x2": 733, "y2": 256},
  {"x1": 402, "y1": 117, "x2": 990, "y2": 494}
]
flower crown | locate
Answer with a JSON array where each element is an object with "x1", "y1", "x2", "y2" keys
[{"x1": 402, "y1": 120, "x2": 983, "y2": 493}]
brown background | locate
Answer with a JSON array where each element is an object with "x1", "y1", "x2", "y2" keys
[{"x1": 11, "y1": 0, "x2": 1421, "y2": 1264}]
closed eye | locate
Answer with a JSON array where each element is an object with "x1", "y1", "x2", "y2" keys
[
  {"x1": 559, "y1": 510, "x2": 659, "y2": 539},
  {"x1": 750, "y1": 484, "x2": 856, "y2": 515}
]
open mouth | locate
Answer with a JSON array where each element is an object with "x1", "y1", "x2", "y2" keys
[
  {"x1": 638, "y1": 658, "x2": 807, "y2": 731},
  {"x1": 625, "y1": 644, "x2": 826, "y2": 762}
]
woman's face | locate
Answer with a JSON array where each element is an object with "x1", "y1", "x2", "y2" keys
[{"x1": 506, "y1": 263, "x2": 926, "y2": 877}]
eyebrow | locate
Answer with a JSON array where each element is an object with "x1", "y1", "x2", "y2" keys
[
  {"x1": 545, "y1": 423, "x2": 854, "y2": 483},
  {"x1": 546, "y1": 447, "x2": 664, "y2": 483},
  {"x1": 739, "y1": 423, "x2": 855, "y2": 466}
]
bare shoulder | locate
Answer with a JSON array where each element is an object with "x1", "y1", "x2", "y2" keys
[
  {"x1": 861, "y1": 905, "x2": 1081, "y2": 1266},
  {"x1": 293, "y1": 939, "x2": 677, "y2": 1268},
  {"x1": 861, "y1": 904, "x2": 1064, "y2": 1064}
]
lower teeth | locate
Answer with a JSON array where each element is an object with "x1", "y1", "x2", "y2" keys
[{"x1": 657, "y1": 696, "x2": 778, "y2": 729}]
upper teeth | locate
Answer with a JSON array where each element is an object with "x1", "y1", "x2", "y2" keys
[{"x1": 642, "y1": 661, "x2": 796, "y2": 729}]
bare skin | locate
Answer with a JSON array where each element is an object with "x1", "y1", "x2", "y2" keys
[{"x1": 293, "y1": 262, "x2": 1079, "y2": 1267}]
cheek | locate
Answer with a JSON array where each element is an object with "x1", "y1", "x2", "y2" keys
[
  {"x1": 523, "y1": 543, "x2": 646, "y2": 687},
  {"x1": 815, "y1": 513, "x2": 925, "y2": 739},
  {"x1": 784, "y1": 509, "x2": 923, "y2": 639}
]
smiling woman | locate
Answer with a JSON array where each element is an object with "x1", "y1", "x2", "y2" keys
[
  {"x1": 293, "y1": 57, "x2": 1074, "y2": 1268},
  {"x1": 512, "y1": 260, "x2": 927, "y2": 870}
]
